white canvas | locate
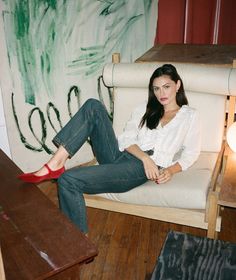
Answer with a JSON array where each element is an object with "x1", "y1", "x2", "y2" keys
[{"x1": 0, "y1": 0, "x2": 158, "y2": 171}]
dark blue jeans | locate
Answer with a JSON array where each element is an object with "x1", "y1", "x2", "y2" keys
[{"x1": 54, "y1": 99, "x2": 148, "y2": 233}]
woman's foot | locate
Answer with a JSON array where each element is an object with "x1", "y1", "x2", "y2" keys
[{"x1": 18, "y1": 164, "x2": 65, "y2": 184}]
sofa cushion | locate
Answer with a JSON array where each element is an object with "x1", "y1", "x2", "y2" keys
[{"x1": 97, "y1": 152, "x2": 218, "y2": 209}]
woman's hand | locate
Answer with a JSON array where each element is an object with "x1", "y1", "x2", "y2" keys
[
  {"x1": 142, "y1": 156, "x2": 160, "y2": 181},
  {"x1": 125, "y1": 145, "x2": 182, "y2": 183},
  {"x1": 155, "y1": 168, "x2": 173, "y2": 184},
  {"x1": 125, "y1": 144, "x2": 160, "y2": 180},
  {"x1": 155, "y1": 163, "x2": 182, "y2": 184}
]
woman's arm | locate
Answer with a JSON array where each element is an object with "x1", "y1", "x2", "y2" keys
[
  {"x1": 177, "y1": 110, "x2": 201, "y2": 170},
  {"x1": 125, "y1": 144, "x2": 160, "y2": 181}
]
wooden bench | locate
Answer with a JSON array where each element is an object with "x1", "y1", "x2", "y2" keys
[{"x1": 0, "y1": 149, "x2": 97, "y2": 279}]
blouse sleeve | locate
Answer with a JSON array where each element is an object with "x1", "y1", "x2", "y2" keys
[
  {"x1": 118, "y1": 103, "x2": 146, "y2": 151},
  {"x1": 177, "y1": 110, "x2": 202, "y2": 170}
]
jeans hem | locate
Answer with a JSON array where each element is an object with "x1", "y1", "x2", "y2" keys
[{"x1": 52, "y1": 136, "x2": 74, "y2": 158}]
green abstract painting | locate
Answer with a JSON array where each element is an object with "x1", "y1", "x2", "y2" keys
[{"x1": 0, "y1": 0, "x2": 158, "y2": 171}]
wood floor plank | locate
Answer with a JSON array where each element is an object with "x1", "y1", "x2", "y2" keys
[
  {"x1": 101, "y1": 212, "x2": 133, "y2": 280},
  {"x1": 131, "y1": 218, "x2": 151, "y2": 279}
]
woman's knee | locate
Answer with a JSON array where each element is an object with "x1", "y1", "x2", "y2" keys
[
  {"x1": 57, "y1": 173, "x2": 66, "y2": 186},
  {"x1": 58, "y1": 171, "x2": 84, "y2": 193},
  {"x1": 58, "y1": 172, "x2": 76, "y2": 192},
  {"x1": 84, "y1": 98, "x2": 103, "y2": 110}
]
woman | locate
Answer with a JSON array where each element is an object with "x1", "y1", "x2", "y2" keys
[{"x1": 19, "y1": 64, "x2": 201, "y2": 234}]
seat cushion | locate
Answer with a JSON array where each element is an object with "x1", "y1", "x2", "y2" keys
[{"x1": 97, "y1": 152, "x2": 218, "y2": 210}]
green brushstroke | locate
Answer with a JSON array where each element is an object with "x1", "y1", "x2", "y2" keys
[
  {"x1": 67, "y1": 86, "x2": 81, "y2": 119},
  {"x1": 14, "y1": 1, "x2": 36, "y2": 104},
  {"x1": 28, "y1": 107, "x2": 54, "y2": 154},
  {"x1": 11, "y1": 92, "x2": 43, "y2": 151},
  {"x1": 3, "y1": 0, "x2": 64, "y2": 105},
  {"x1": 97, "y1": 76, "x2": 113, "y2": 120},
  {"x1": 46, "y1": 102, "x2": 63, "y2": 133},
  {"x1": 100, "y1": 0, "x2": 126, "y2": 16}
]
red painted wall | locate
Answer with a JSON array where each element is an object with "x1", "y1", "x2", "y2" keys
[
  {"x1": 155, "y1": 0, "x2": 236, "y2": 44},
  {"x1": 218, "y1": 0, "x2": 236, "y2": 44},
  {"x1": 155, "y1": 0, "x2": 186, "y2": 43}
]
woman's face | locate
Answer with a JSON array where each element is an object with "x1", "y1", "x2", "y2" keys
[{"x1": 152, "y1": 75, "x2": 180, "y2": 109}]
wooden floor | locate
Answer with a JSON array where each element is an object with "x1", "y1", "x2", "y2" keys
[{"x1": 38, "y1": 181, "x2": 236, "y2": 280}]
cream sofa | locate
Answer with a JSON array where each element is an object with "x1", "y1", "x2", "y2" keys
[{"x1": 85, "y1": 62, "x2": 236, "y2": 238}]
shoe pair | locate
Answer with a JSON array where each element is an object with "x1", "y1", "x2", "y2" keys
[{"x1": 18, "y1": 164, "x2": 65, "y2": 184}]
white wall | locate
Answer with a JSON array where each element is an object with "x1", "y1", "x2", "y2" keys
[{"x1": 0, "y1": 86, "x2": 11, "y2": 158}]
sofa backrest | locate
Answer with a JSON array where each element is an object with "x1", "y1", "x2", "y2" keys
[{"x1": 103, "y1": 63, "x2": 236, "y2": 153}]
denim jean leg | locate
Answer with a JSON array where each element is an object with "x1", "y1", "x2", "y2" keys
[
  {"x1": 58, "y1": 174, "x2": 88, "y2": 233},
  {"x1": 53, "y1": 98, "x2": 121, "y2": 163},
  {"x1": 57, "y1": 154, "x2": 148, "y2": 233}
]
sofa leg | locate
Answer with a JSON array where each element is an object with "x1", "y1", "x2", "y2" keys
[{"x1": 207, "y1": 191, "x2": 219, "y2": 239}]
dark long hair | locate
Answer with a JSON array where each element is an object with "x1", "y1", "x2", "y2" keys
[{"x1": 139, "y1": 64, "x2": 188, "y2": 129}]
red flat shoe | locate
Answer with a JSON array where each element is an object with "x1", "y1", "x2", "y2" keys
[{"x1": 18, "y1": 164, "x2": 65, "y2": 183}]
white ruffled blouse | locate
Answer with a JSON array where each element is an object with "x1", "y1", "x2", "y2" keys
[{"x1": 118, "y1": 103, "x2": 201, "y2": 170}]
